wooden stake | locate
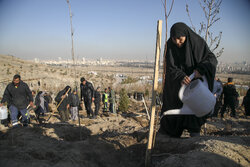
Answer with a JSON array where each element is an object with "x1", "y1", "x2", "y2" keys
[
  {"x1": 152, "y1": 110, "x2": 159, "y2": 148},
  {"x1": 78, "y1": 106, "x2": 82, "y2": 140},
  {"x1": 142, "y1": 96, "x2": 150, "y2": 120},
  {"x1": 145, "y1": 20, "x2": 162, "y2": 167}
]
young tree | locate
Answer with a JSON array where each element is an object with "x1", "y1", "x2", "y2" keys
[
  {"x1": 118, "y1": 88, "x2": 129, "y2": 112},
  {"x1": 186, "y1": 0, "x2": 224, "y2": 58}
]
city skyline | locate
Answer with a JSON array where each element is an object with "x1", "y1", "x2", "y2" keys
[{"x1": 0, "y1": 0, "x2": 249, "y2": 63}]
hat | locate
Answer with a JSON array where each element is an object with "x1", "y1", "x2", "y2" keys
[
  {"x1": 228, "y1": 77, "x2": 233, "y2": 82},
  {"x1": 80, "y1": 77, "x2": 86, "y2": 82}
]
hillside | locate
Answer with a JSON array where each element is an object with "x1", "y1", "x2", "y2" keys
[{"x1": 0, "y1": 55, "x2": 249, "y2": 167}]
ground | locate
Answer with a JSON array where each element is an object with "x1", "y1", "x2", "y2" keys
[
  {"x1": 0, "y1": 55, "x2": 249, "y2": 166},
  {"x1": 0, "y1": 100, "x2": 249, "y2": 167}
]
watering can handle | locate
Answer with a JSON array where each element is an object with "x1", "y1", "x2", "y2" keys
[
  {"x1": 189, "y1": 73, "x2": 195, "y2": 81},
  {"x1": 179, "y1": 72, "x2": 201, "y2": 101},
  {"x1": 189, "y1": 73, "x2": 204, "y2": 82}
]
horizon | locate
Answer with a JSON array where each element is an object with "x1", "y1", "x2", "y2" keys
[{"x1": 2, "y1": 54, "x2": 250, "y2": 64}]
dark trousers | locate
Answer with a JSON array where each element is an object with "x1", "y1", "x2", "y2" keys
[
  {"x1": 9, "y1": 105, "x2": 28, "y2": 126},
  {"x1": 84, "y1": 98, "x2": 93, "y2": 116},
  {"x1": 159, "y1": 115, "x2": 206, "y2": 138},
  {"x1": 221, "y1": 102, "x2": 236, "y2": 117},
  {"x1": 94, "y1": 102, "x2": 100, "y2": 116},
  {"x1": 59, "y1": 109, "x2": 69, "y2": 122},
  {"x1": 245, "y1": 108, "x2": 250, "y2": 116},
  {"x1": 35, "y1": 106, "x2": 44, "y2": 120},
  {"x1": 44, "y1": 102, "x2": 49, "y2": 113},
  {"x1": 103, "y1": 102, "x2": 108, "y2": 112},
  {"x1": 212, "y1": 100, "x2": 222, "y2": 117},
  {"x1": 109, "y1": 103, "x2": 116, "y2": 113}
]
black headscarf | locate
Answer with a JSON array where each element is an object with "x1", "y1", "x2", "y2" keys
[
  {"x1": 64, "y1": 86, "x2": 71, "y2": 94},
  {"x1": 162, "y1": 22, "x2": 218, "y2": 112},
  {"x1": 170, "y1": 23, "x2": 187, "y2": 38}
]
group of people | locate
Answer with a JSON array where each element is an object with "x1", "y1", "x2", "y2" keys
[
  {"x1": 212, "y1": 76, "x2": 250, "y2": 118},
  {"x1": 55, "y1": 77, "x2": 116, "y2": 122},
  {"x1": 0, "y1": 22, "x2": 249, "y2": 139},
  {"x1": 0, "y1": 74, "x2": 117, "y2": 127},
  {"x1": 0, "y1": 74, "x2": 54, "y2": 126},
  {"x1": 213, "y1": 77, "x2": 237, "y2": 118},
  {"x1": 79, "y1": 77, "x2": 116, "y2": 119}
]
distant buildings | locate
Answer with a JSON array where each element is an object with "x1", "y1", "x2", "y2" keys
[
  {"x1": 33, "y1": 57, "x2": 250, "y2": 74},
  {"x1": 216, "y1": 61, "x2": 250, "y2": 74},
  {"x1": 34, "y1": 57, "x2": 155, "y2": 67}
]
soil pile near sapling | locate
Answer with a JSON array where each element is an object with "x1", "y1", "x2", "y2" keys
[{"x1": 152, "y1": 112, "x2": 250, "y2": 167}]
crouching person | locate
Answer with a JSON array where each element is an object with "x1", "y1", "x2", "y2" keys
[
  {"x1": 0, "y1": 74, "x2": 33, "y2": 127},
  {"x1": 55, "y1": 86, "x2": 71, "y2": 122}
]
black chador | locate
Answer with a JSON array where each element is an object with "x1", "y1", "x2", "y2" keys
[{"x1": 160, "y1": 22, "x2": 218, "y2": 137}]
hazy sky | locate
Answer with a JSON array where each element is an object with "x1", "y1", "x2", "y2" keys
[{"x1": 0, "y1": 0, "x2": 249, "y2": 63}]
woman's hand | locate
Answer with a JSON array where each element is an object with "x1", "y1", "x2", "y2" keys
[
  {"x1": 182, "y1": 76, "x2": 191, "y2": 85},
  {"x1": 194, "y1": 70, "x2": 201, "y2": 78}
]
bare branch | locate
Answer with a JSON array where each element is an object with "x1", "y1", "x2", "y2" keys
[
  {"x1": 185, "y1": 3, "x2": 196, "y2": 32},
  {"x1": 199, "y1": 0, "x2": 208, "y2": 19},
  {"x1": 210, "y1": 13, "x2": 217, "y2": 23},
  {"x1": 208, "y1": 32, "x2": 214, "y2": 48},
  {"x1": 167, "y1": 0, "x2": 175, "y2": 17},
  {"x1": 214, "y1": 0, "x2": 222, "y2": 9},
  {"x1": 211, "y1": 31, "x2": 222, "y2": 52},
  {"x1": 216, "y1": 48, "x2": 224, "y2": 58},
  {"x1": 161, "y1": 0, "x2": 168, "y2": 43},
  {"x1": 210, "y1": 17, "x2": 220, "y2": 27},
  {"x1": 160, "y1": 0, "x2": 165, "y2": 10},
  {"x1": 187, "y1": 0, "x2": 223, "y2": 57},
  {"x1": 160, "y1": 0, "x2": 167, "y2": 21},
  {"x1": 199, "y1": 22, "x2": 206, "y2": 36}
]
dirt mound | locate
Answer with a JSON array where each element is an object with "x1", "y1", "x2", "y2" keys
[
  {"x1": 0, "y1": 109, "x2": 149, "y2": 167},
  {"x1": 152, "y1": 116, "x2": 250, "y2": 167},
  {"x1": 0, "y1": 102, "x2": 250, "y2": 167}
]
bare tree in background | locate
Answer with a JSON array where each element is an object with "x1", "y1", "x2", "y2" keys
[
  {"x1": 161, "y1": 0, "x2": 175, "y2": 91},
  {"x1": 66, "y1": 0, "x2": 77, "y2": 87},
  {"x1": 186, "y1": 0, "x2": 224, "y2": 58}
]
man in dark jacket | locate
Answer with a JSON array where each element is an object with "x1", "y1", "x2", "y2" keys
[
  {"x1": 55, "y1": 86, "x2": 71, "y2": 122},
  {"x1": 94, "y1": 87, "x2": 101, "y2": 118},
  {"x1": 80, "y1": 77, "x2": 95, "y2": 118},
  {"x1": 0, "y1": 74, "x2": 33, "y2": 127},
  {"x1": 221, "y1": 77, "x2": 239, "y2": 118}
]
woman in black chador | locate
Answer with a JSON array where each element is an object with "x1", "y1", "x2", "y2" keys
[{"x1": 159, "y1": 22, "x2": 217, "y2": 137}]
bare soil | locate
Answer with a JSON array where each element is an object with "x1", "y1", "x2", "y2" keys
[
  {"x1": 0, "y1": 55, "x2": 249, "y2": 167},
  {"x1": 0, "y1": 101, "x2": 250, "y2": 167}
]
